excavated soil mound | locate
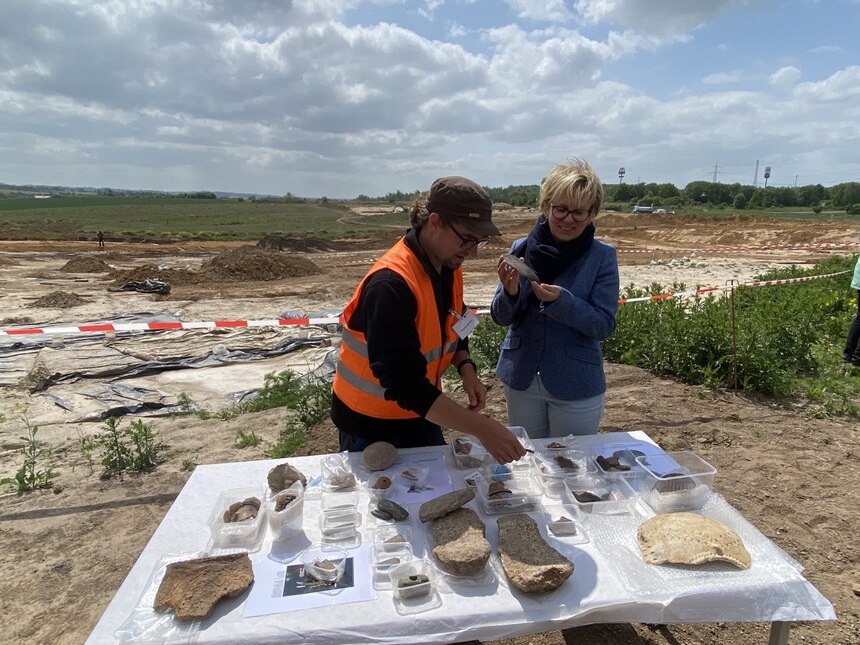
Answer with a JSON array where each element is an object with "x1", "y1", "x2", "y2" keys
[
  {"x1": 60, "y1": 257, "x2": 111, "y2": 273},
  {"x1": 201, "y1": 246, "x2": 322, "y2": 281},
  {"x1": 110, "y1": 264, "x2": 203, "y2": 287},
  {"x1": 257, "y1": 235, "x2": 335, "y2": 252},
  {"x1": 29, "y1": 291, "x2": 89, "y2": 308}
]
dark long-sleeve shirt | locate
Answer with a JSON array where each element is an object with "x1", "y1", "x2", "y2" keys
[{"x1": 331, "y1": 228, "x2": 468, "y2": 446}]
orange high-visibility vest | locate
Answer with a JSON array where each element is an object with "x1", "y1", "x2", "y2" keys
[{"x1": 332, "y1": 237, "x2": 463, "y2": 419}]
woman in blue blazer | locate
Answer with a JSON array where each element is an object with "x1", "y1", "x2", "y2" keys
[{"x1": 491, "y1": 158, "x2": 619, "y2": 437}]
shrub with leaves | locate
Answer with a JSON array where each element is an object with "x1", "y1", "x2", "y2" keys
[{"x1": 97, "y1": 417, "x2": 168, "y2": 476}]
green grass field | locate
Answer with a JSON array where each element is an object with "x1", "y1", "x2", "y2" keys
[
  {"x1": 0, "y1": 196, "x2": 412, "y2": 240},
  {"x1": 0, "y1": 195, "x2": 855, "y2": 241}
]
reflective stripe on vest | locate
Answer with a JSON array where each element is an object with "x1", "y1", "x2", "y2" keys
[{"x1": 332, "y1": 237, "x2": 463, "y2": 420}]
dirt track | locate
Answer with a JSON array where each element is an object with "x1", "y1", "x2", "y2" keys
[{"x1": 0, "y1": 212, "x2": 858, "y2": 644}]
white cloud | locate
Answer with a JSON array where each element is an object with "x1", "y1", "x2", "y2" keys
[
  {"x1": 702, "y1": 70, "x2": 745, "y2": 85},
  {"x1": 769, "y1": 65, "x2": 802, "y2": 87},
  {"x1": 0, "y1": 0, "x2": 856, "y2": 195},
  {"x1": 573, "y1": 0, "x2": 737, "y2": 37},
  {"x1": 502, "y1": 0, "x2": 573, "y2": 22}
]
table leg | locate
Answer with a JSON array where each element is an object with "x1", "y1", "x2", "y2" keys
[{"x1": 768, "y1": 621, "x2": 791, "y2": 645}]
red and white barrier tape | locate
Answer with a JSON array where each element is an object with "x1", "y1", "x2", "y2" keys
[
  {"x1": 0, "y1": 270, "x2": 850, "y2": 337},
  {"x1": 615, "y1": 241, "x2": 859, "y2": 254},
  {"x1": 617, "y1": 270, "x2": 850, "y2": 304},
  {"x1": 0, "y1": 316, "x2": 343, "y2": 337}
]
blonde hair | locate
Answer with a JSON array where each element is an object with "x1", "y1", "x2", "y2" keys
[{"x1": 539, "y1": 158, "x2": 603, "y2": 219}]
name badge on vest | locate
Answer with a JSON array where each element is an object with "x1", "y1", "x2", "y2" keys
[{"x1": 451, "y1": 309, "x2": 479, "y2": 339}]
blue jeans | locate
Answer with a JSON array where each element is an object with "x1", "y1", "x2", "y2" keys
[
  {"x1": 843, "y1": 291, "x2": 860, "y2": 365},
  {"x1": 504, "y1": 374, "x2": 605, "y2": 439}
]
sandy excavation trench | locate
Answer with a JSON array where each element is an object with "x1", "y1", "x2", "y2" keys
[{"x1": 0, "y1": 211, "x2": 858, "y2": 645}]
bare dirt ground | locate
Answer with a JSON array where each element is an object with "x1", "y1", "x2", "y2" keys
[{"x1": 0, "y1": 211, "x2": 858, "y2": 645}]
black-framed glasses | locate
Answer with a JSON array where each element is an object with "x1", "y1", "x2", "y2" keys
[
  {"x1": 448, "y1": 222, "x2": 490, "y2": 250},
  {"x1": 550, "y1": 204, "x2": 591, "y2": 222}
]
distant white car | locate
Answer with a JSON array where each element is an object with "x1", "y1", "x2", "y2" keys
[{"x1": 654, "y1": 208, "x2": 666, "y2": 214}]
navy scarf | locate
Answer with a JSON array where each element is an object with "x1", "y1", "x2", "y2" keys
[{"x1": 524, "y1": 215, "x2": 595, "y2": 284}]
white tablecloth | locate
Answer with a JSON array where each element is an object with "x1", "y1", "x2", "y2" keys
[{"x1": 86, "y1": 431, "x2": 834, "y2": 644}]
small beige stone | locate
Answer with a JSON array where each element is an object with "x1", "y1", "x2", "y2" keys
[{"x1": 362, "y1": 441, "x2": 398, "y2": 471}]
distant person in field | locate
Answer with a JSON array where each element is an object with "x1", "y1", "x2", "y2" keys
[
  {"x1": 330, "y1": 176, "x2": 526, "y2": 465},
  {"x1": 842, "y1": 247, "x2": 860, "y2": 369},
  {"x1": 97, "y1": 231, "x2": 105, "y2": 248},
  {"x1": 491, "y1": 157, "x2": 620, "y2": 438}
]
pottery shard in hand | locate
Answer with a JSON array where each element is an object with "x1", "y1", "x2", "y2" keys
[
  {"x1": 154, "y1": 553, "x2": 254, "y2": 620},
  {"x1": 497, "y1": 513, "x2": 573, "y2": 592},
  {"x1": 637, "y1": 512, "x2": 752, "y2": 569},
  {"x1": 502, "y1": 254, "x2": 540, "y2": 283},
  {"x1": 362, "y1": 441, "x2": 398, "y2": 471},
  {"x1": 267, "y1": 462, "x2": 307, "y2": 493}
]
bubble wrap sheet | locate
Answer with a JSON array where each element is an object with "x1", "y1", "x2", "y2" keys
[{"x1": 585, "y1": 494, "x2": 834, "y2": 623}]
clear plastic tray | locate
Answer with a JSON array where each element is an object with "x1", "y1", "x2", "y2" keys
[
  {"x1": 300, "y1": 543, "x2": 348, "y2": 583},
  {"x1": 320, "y1": 452, "x2": 358, "y2": 493},
  {"x1": 207, "y1": 487, "x2": 267, "y2": 550},
  {"x1": 541, "y1": 502, "x2": 589, "y2": 544},
  {"x1": 398, "y1": 463, "x2": 429, "y2": 490},
  {"x1": 536, "y1": 434, "x2": 578, "y2": 452},
  {"x1": 472, "y1": 471, "x2": 542, "y2": 515},
  {"x1": 389, "y1": 559, "x2": 442, "y2": 614},
  {"x1": 265, "y1": 481, "x2": 305, "y2": 543},
  {"x1": 532, "y1": 450, "x2": 594, "y2": 497},
  {"x1": 636, "y1": 451, "x2": 716, "y2": 513},
  {"x1": 451, "y1": 434, "x2": 488, "y2": 469},
  {"x1": 372, "y1": 543, "x2": 414, "y2": 590},
  {"x1": 366, "y1": 471, "x2": 395, "y2": 499},
  {"x1": 563, "y1": 474, "x2": 638, "y2": 515},
  {"x1": 371, "y1": 525, "x2": 414, "y2": 549},
  {"x1": 319, "y1": 494, "x2": 362, "y2": 547},
  {"x1": 590, "y1": 445, "x2": 646, "y2": 479}
]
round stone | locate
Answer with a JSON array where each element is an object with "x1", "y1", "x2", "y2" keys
[{"x1": 362, "y1": 441, "x2": 397, "y2": 471}]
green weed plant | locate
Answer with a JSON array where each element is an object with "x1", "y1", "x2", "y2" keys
[
  {"x1": 1, "y1": 418, "x2": 58, "y2": 493},
  {"x1": 97, "y1": 417, "x2": 168, "y2": 476}
]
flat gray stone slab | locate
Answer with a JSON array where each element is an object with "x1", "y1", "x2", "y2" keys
[
  {"x1": 497, "y1": 513, "x2": 573, "y2": 593},
  {"x1": 431, "y1": 507, "x2": 491, "y2": 577},
  {"x1": 419, "y1": 488, "x2": 475, "y2": 523}
]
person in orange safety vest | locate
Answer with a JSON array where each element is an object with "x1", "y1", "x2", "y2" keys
[{"x1": 331, "y1": 176, "x2": 526, "y2": 465}]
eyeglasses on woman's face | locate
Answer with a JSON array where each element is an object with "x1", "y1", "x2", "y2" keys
[
  {"x1": 550, "y1": 204, "x2": 591, "y2": 222},
  {"x1": 448, "y1": 221, "x2": 490, "y2": 250}
]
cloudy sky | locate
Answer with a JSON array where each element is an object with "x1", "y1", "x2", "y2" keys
[{"x1": 2, "y1": 0, "x2": 858, "y2": 198}]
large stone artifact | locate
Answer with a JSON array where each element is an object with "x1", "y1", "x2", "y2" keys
[
  {"x1": 153, "y1": 553, "x2": 254, "y2": 620},
  {"x1": 497, "y1": 513, "x2": 574, "y2": 592},
  {"x1": 431, "y1": 507, "x2": 492, "y2": 576},
  {"x1": 267, "y1": 462, "x2": 307, "y2": 493},
  {"x1": 419, "y1": 488, "x2": 475, "y2": 523},
  {"x1": 637, "y1": 512, "x2": 752, "y2": 569},
  {"x1": 362, "y1": 441, "x2": 398, "y2": 471}
]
